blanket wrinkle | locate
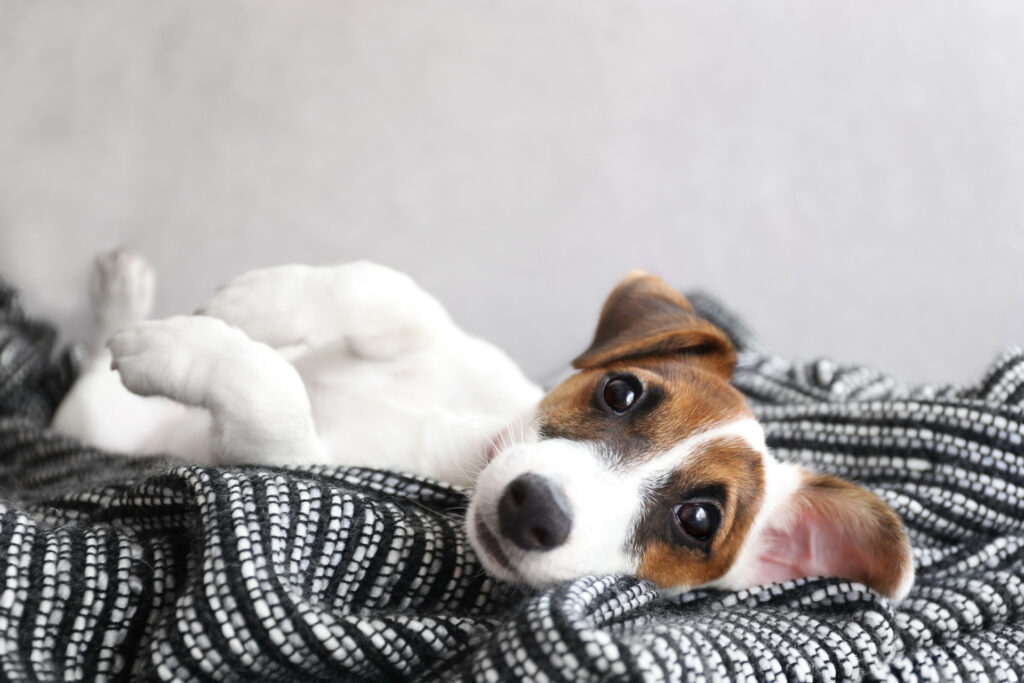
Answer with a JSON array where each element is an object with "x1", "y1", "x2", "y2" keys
[{"x1": 1, "y1": 276, "x2": 1023, "y2": 681}]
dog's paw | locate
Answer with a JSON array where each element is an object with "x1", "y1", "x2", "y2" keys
[
  {"x1": 90, "y1": 249, "x2": 155, "y2": 335},
  {"x1": 197, "y1": 265, "x2": 319, "y2": 348},
  {"x1": 108, "y1": 316, "x2": 247, "y2": 405}
]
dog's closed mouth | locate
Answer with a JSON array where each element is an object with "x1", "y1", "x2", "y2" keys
[{"x1": 473, "y1": 515, "x2": 515, "y2": 574}]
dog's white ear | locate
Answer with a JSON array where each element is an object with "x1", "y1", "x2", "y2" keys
[
  {"x1": 743, "y1": 469, "x2": 914, "y2": 601},
  {"x1": 573, "y1": 271, "x2": 736, "y2": 377}
]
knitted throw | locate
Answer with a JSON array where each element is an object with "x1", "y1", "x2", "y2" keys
[{"x1": 1, "y1": 281, "x2": 1022, "y2": 682}]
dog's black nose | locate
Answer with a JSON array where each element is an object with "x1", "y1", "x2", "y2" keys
[{"x1": 497, "y1": 473, "x2": 573, "y2": 551}]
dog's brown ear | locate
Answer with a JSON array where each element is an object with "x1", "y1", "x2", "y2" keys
[
  {"x1": 572, "y1": 271, "x2": 736, "y2": 378},
  {"x1": 742, "y1": 469, "x2": 915, "y2": 601}
]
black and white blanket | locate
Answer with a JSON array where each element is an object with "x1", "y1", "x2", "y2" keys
[{"x1": 1, "y1": 281, "x2": 1022, "y2": 682}]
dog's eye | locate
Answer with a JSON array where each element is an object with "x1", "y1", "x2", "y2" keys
[
  {"x1": 601, "y1": 375, "x2": 642, "y2": 414},
  {"x1": 673, "y1": 502, "x2": 721, "y2": 542}
]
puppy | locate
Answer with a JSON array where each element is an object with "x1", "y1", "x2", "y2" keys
[{"x1": 53, "y1": 250, "x2": 913, "y2": 600}]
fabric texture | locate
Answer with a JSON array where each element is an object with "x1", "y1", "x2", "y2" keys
[{"x1": 1, "y1": 280, "x2": 1023, "y2": 682}]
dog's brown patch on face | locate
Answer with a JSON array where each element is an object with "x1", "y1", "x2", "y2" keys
[
  {"x1": 635, "y1": 437, "x2": 765, "y2": 589},
  {"x1": 543, "y1": 271, "x2": 750, "y2": 465},
  {"x1": 537, "y1": 357, "x2": 752, "y2": 466}
]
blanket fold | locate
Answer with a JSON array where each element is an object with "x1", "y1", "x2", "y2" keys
[{"x1": 1, "y1": 278, "x2": 1022, "y2": 681}]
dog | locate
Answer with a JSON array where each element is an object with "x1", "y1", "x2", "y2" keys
[{"x1": 52, "y1": 250, "x2": 914, "y2": 600}]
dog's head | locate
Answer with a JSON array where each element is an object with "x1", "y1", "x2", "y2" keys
[{"x1": 467, "y1": 272, "x2": 914, "y2": 600}]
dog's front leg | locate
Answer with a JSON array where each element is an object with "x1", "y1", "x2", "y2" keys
[{"x1": 108, "y1": 316, "x2": 325, "y2": 466}]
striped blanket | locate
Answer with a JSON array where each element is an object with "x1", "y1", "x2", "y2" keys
[{"x1": 1, "y1": 281, "x2": 1022, "y2": 681}]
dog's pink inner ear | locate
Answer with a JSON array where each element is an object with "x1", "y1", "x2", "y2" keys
[
  {"x1": 745, "y1": 471, "x2": 914, "y2": 600},
  {"x1": 573, "y1": 271, "x2": 736, "y2": 377}
]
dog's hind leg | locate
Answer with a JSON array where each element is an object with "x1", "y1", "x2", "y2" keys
[
  {"x1": 88, "y1": 249, "x2": 156, "y2": 355},
  {"x1": 197, "y1": 261, "x2": 454, "y2": 360},
  {"x1": 51, "y1": 249, "x2": 202, "y2": 454},
  {"x1": 108, "y1": 315, "x2": 326, "y2": 466}
]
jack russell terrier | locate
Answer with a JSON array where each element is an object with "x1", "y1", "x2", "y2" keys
[{"x1": 53, "y1": 250, "x2": 913, "y2": 600}]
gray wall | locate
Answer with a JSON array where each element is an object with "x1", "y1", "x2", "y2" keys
[{"x1": 2, "y1": 1, "x2": 1023, "y2": 384}]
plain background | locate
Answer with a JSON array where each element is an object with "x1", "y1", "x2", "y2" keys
[{"x1": 2, "y1": 1, "x2": 1023, "y2": 384}]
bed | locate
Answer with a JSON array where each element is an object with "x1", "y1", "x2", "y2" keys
[{"x1": 1, "y1": 279, "x2": 1022, "y2": 681}]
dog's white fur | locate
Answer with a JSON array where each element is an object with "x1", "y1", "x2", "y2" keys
[{"x1": 54, "y1": 255, "x2": 542, "y2": 488}]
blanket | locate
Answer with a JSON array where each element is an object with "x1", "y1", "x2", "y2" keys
[{"x1": 1, "y1": 280, "x2": 1022, "y2": 682}]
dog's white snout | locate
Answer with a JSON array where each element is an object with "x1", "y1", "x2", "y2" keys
[{"x1": 470, "y1": 438, "x2": 641, "y2": 586}]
